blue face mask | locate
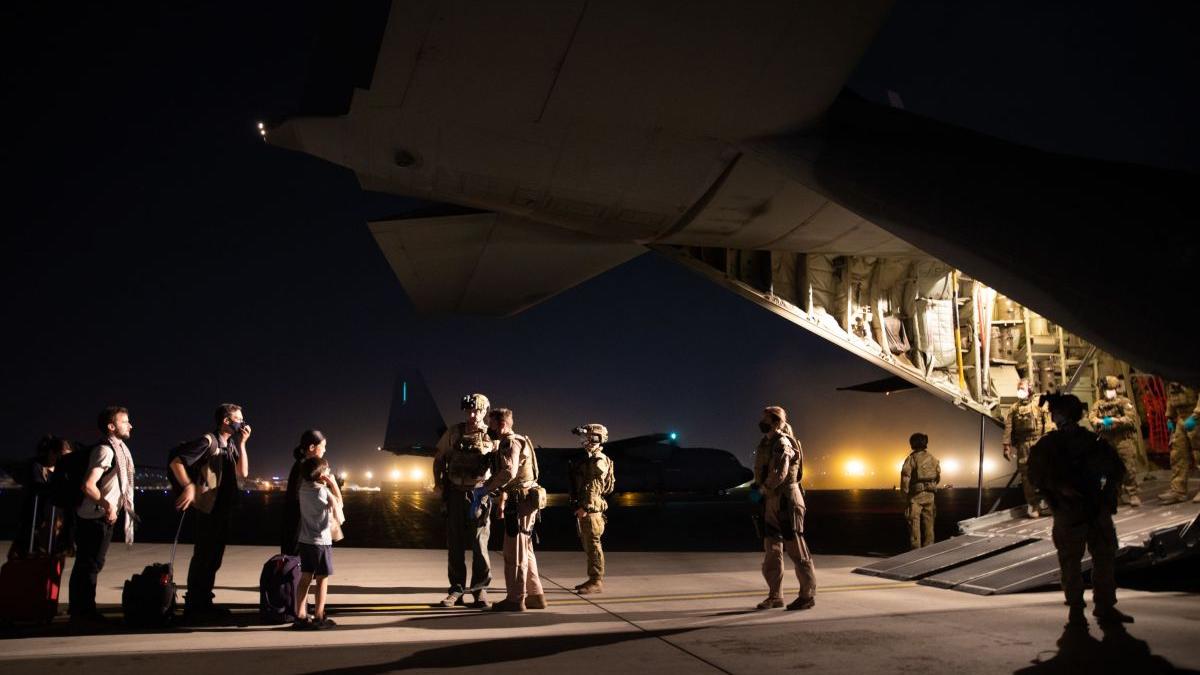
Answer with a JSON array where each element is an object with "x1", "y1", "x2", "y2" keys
[{"x1": 228, "y1": 420, "x2": 247, "y2": 433}]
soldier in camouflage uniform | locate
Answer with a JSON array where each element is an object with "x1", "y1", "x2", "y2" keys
[
  {"x1": 1028, "y1": 394, "x2": 1132, "y2": 627},
  {"x1": 1004, "y1": 379, "x2": 1055, "y2": 517},
  {"x1": 1089, "y1": 376, "x2": 1141, "y2": 506},
  {"x1": 752, "y1": 406, "x2": 817, "y2": 611},
  {"x1": 569, "y1": 423, "x2": 615, "y2": 595},
  {"x1": 481, "y1": 408, "x2": 546, "y2": 612},
  {"x1": 432, "y1": 393, "x2": 495, "y2": 608},
  {"x1": 1159, "y1": 382, "x2": 1200, "y2": 504},
  {"x1": 900, "y1": 433, "x2": 940, "y2": 549}
]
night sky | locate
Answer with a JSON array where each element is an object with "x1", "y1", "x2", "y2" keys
[{"x1": 3, "y1": 3, "x2": 1195, "y2": 487}]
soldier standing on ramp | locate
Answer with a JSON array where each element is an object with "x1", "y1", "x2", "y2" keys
[
  {"x1": 1003, "y1": 379, "x2": 1054, "y2": 517},
  {"x1": 751, "y1": 405, "x2": 817, "y2": 611},
  {"x1": 432, "y1": 393, "x2": 495, "y2": 608},
  {"x1": 900, "y1": 433, "x2": 940, "y2": 550},
  {"x1": 569, "y1": 423, "x2": 614, "y2": 595},
  {"x1": 1159, "y1": 382, "x2": 1200, "y2": 504},
  {"x1": 1089, "y1": 376, "x2": 1142, "y2": 506}
]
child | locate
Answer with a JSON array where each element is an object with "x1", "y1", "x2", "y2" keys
[{"x1": 295, "y1": 454, "x2": 343, "y2": 629}]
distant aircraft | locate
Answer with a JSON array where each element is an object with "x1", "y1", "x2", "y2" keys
[
  {"x1": 265, "y1": 3, "x2": 1195, "y2": 452},
  {"x1": 378, "y1": 369, "x2": 753, "y2": 494}
]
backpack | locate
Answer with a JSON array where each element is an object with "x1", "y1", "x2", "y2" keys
[
  {"x1": 48, "y1": 444, "x2": 110, "y2": 510},
  {"x1": 258, "y1": 554, "x2": 302, "y2": 625},
  {"x1": 915, "y1": 452, "x2": 939, "y2": 483},
  {"x1": 121, "y1": 512, "x2": 185, "y2": 627}
]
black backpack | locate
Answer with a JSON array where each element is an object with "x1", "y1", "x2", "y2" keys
[
  {"x1": 121, "y1": 513, "x2": 185, "y2": 627},
  {"x1": 48, "y1": 444, "x2": 110, "y2": 510}
]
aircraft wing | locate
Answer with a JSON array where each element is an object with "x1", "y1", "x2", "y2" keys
[{"x1": 370, "y1": 213, "x2": 645, "y2": 315}]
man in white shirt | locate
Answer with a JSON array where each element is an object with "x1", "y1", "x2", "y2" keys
[{"x1": 69, "y1": 405, "x2": 136, "y2": 623}]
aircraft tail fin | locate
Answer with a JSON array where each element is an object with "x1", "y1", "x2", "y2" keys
[{"x1": 381, "y1": 368, "x2": 446, "y2": 457}]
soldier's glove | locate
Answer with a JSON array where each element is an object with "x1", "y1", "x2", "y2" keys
[
  {"x1": 1167, "y1": 419, "x2": 1176, "y2": 433},
  {"x1": 748, "y1": 486, "x2": 763, "y2": 504},
  {"x1": 1102, "y1": 417, "x2": 1114, "y2": 429},
  {"x1": 1185, "y1": 416, "x2": 1198, "y2": 432}
]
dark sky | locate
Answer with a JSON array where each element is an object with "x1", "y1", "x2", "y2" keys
[{"x1": 3, "y1": 2, "x2": 1195, "y2": 487}]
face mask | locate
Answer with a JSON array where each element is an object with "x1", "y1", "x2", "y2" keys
[
  {"x1": 1105, "y1": 390, "x2": 1117, "y2": 400},
  {"x1": 1016, "y1": 389, "x2": 1029, "y2": 400},
  {"x1": 228, "y1": 420, "x2": 246, "y2": 433},
  {"x1": 758, "y1": 422, "x2": 772, "y2": 434}
]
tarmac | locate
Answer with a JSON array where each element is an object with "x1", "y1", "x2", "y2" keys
[{"x1": 1, "y1": 542, "x2": 1197, "y2": 673}]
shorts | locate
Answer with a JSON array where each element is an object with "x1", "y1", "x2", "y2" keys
[{"x1": 298, "y1": 542, "x2": 334, "y2": 576}]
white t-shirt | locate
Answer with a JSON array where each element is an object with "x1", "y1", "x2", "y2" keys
[
  {"x1": 298, "y1": 480, "x2": 332, "y2": 545},
  {"x1": 76, "y1": 444, "x2": 121, "y2": 520}
]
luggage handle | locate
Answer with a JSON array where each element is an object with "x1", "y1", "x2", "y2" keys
[
  {"x1": 27, "y1": 494, "x2": 59, "y2": 556},
  {"x1": 168, "y1": 510, "x2": 187, "y2": 574}
]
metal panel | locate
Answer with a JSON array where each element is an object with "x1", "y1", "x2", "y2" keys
[
  {"x1": 853, "y1": 535, "x2": 1032, "y2": 580},
  {"x1": 919, "y1": 540, "x2": 1058, "y2": 590}
]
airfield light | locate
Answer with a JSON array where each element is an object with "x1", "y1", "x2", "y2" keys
[
  {"x1": 339, "y1": 471, "x2": 348, "y2": 481},
  {"x1": 982, "y1": 459, "x2": 997, "y2": 474},
  {"x1": 257, "y1": 121, "x2": 264, "y2": 130},
  {"x1": 390, "y1": 469, "x2": 402, "y2": 481},
  {"x1": 942, "y1": 459, "x2": 960, "y2": 475},
  {"x1": 410, "y1": 468, "x2": 425, "y2": 481},
  {"x1": 365, "y1": 471, "x2": 374, "y2": 480},
  {"x1": 844, "y1": 459, "x2": 867, "y2": 477},
  {"x1": 669, "y1": 432, "x2": 678, "y2": 441}
]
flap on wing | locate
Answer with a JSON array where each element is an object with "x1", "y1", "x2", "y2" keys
[
  {"x1": 836, "y1": 375, "x2": 918, "y2": 394},
  {"x1": 369, "y1": 213, "x2": 645, "y2": 315}
]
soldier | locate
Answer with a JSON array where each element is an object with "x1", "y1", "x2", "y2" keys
[
  {"x1": 568, "y1": 423, "x2": 615, "y2": 595},
  {"x1": 1003, "y1": 379, "x2": 1054, "y2": 517},
  {"x1": 1089, "y1": 376, "x2": 1141, "y2": 506},
  {"x1": 431, "y1": 393, "x2": 495, "y2": 608},
  {"x1": 900, "y1": 433, "x2": 940, "y2": 550},
  {"x1": 751, "y1": 406, "x2": 817, "y2": 611},
  {"x1": 1028, "y1": 393, "x2": 1133, "y2": 627},
  {"x1": 1159, "y1": 382, "x2": 1200, "y2": 504},
  {"x1": 480, "y1": 408, "x2": 547, "y2": 612}
]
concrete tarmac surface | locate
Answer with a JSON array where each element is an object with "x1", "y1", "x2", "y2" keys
[{"x1": 1, "y1": 542, "x2": 1197, "y2": 673}]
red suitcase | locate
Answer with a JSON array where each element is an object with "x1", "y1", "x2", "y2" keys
[{"x1": 0, "y1": 496, "x2": 63, "y2": 624}]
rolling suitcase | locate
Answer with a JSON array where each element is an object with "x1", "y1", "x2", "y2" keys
[{"x1": 0, "y1": 496, "x2": 63, "y2": 624}]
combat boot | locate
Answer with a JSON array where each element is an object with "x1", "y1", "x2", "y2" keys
[
  {"x1": 1094, "y1": 606, "x2": 1134, "y2": 624},
  {"x1": 489, "y1": 598, "x2": 526, "y2": 612},
  {"x1": 469, "y1": 590, "x2": 491, "y2": 609},
  {"x1": 786, "y1": 596, "x2": 815, "y2": 611},
  {"x1": 1066, "y1": 606, "x2": 1088, "y2": 628},
  {"x1": 1025, "y1": 505, "x2": 1039, "y2": 519},
  {"x1": 525, "y1": 594, "x2": 548, "y2": 609},
  {"x1": 755, "y1": 597, "x2": 783, "y2": 610},
  {"x1": 575, "y1": 579, "x2": 603, "y2": 595},
  {"x1": 1128, "y1": 495, "x2": 1141, "y2": 507},
  {"x1": 439, "y1": 591, "x2": 463, "y2": 608},
  {"x1": 1158, "y1": 490, "x2": 1187, "y2": 504}
]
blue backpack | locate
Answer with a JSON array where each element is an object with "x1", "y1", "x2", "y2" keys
[{"x1": 259, "y1": 554, "x2": 302, "y2": 624}]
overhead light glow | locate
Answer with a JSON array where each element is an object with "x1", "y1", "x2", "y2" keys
[
  {"x1": 390, "y1": 469, "x2": 402, "y2": 481},
  {"x1": 982, "y1": 459, "x2": 997, "y2": 473},
  {"x1": 339, "y1": 471, "x2": 348, "y2": 480},
  {"x1": 410, "y1": 468, "x2": 425, "y2": 481},
  {"x1": 844, "y1": 459, "x2": 867, "y2": 477},
  {"x1": 365, "y1": 471, "x2": 374, "y2": 480},
  {"x1": 942, "y1": 459, "x2": 960, "y2": 474}
]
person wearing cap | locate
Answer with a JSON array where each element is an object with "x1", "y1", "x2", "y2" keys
[
  {"x1": 1028, "y1": 393, "x2": 1132, "y2": 627},
  {"x1": 1088, "y1": 375, "x2": 1141, "y2": 506},
  {"x1": 432, "y1": 392, "x2": 495, "y2": 608},
  {"x1": 900, "y1": 433, "x2": 940, "y2": 549},
  {"x1": 568, "y1": 423, "x2": 614, "y2": 595},
  {"x1": 751, "y1": 405, "x2": 817, "y2": 611},
  {"x1": 1159, "y1": 382, "x2": 1200, "y2": 504},
  {"x1": 1003, "y1": 378, "x2": 1054, "y2": 517}
]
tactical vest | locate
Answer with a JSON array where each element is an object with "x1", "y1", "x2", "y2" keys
[
  {"x1": 779, "y1": 435, "x2": 802, "y2": 486},
  {"x1": 908, "y1": 450, "x2": 939, "y2": 494},
  {"x1": 1009, "y1": 401, "x2": 1044, "y2": 439},
  {"x1": 446, "y1": 425, "x2": 493, "y2": 487},
  {"x1": 571, "y1": 451, "x2": 613, "y2": 512},
  {"x1": 1093, "y1": 398, "x2": 1135, "y2": 437},
  {"x1": 1167, "y1": 385, "x2": 1198, "y2": 420},
  {"x1": 509, "y1": 435, "x2": 537, "y2": 487}
]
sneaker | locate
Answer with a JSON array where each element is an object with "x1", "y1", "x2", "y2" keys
[
  {"x1": 291, "y1": 616, "x2": 318, "y2": 630},
  {"x1": 786, "y1": 597, "x2": 816, "y2": 611},
  {"x1": 756, "y1": 597, "x2": 784, "y2": 610},
  {"x1": 525, "y1": 594, "x2": 548, "y2": 610},
  {"x1": 1093, "y1": 607, "x2": 1134, "y2": 624},
  {"x1": 439, "y1": 592, "x2": 463, "y2": 608},
  {"x1": 315, "y1": 616, "x2": 337, "y2": 629},
  {"x1": 1158, "y1": 491, "x2": 1187, "y2": 504},
  {"x1": 469, "y1": 590, "x2": 491, "y2": 609}
]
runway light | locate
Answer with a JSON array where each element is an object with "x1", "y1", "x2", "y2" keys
[
  {"x1": 365, "y1": 471, "x2": 374, "y2": 480},
  {"x1": 410, "y1": 468, "x2": 425, "y2": 481},
  {"x1": 339, "y1": 471, "x2": 348, "y2": 480},
  {"x1": 982, "y1": 459, "x2": 997, "y2": 473},
  {"x1": 942, "y1": 459, "x2": 961, "y2": 474},
  {"x1": 844, "y1": 459, "x2": 867, "y2": 477},
  {"x1": 669, "y1": 432, "x2": 678, "y2": 441},
  {"x1": 257, "y1": 121, "x2": 264, "y2": 130},
  {"x1": 390, "y1": 469, "x2": 402, "y2": 481}
]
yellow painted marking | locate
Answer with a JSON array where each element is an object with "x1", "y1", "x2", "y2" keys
[{"x1": 336, "y1": 582, "x2": 915, "y2": 612}]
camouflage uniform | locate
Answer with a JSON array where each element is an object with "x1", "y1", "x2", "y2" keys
[
  {"x1": 1089, "y1": 377, "x2": 1140, "y2": 504},
  {"x1": 1004, "y1": 396, "x2": 1053, "y2": 512},
  {"x1": 900, "y1": 448, "x2": 940, "y2": 549},
  {"x1": 754, "y1": 426, "x2": 817, "y2": 608},
  {"x1": 1028, "y1": 408, "x2": 1126, "y2": 622},
  {"x1": 482, "y1": 431, "x2": 544, "y2": 610},
  {"x1": 433, "y1": 418, "x2": 494, "y2": 599},
  {"x1": 1162, "y1": 383, "x2": 1200, "y2": 502},
  {"x1": 569, "y1": 424, "x2": 614, "y2": 592}
]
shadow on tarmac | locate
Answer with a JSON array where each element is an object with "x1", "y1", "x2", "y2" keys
[{"x1": 1015, "y1": 622, "x2": 1197, "y2": 674}]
